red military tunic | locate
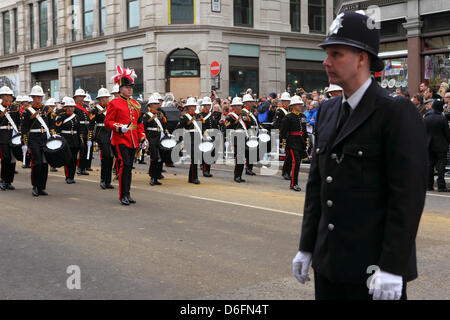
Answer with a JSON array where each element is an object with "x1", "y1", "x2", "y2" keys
[{"x1": 105, "y1": 95, "x2": 145, "y2": 149}]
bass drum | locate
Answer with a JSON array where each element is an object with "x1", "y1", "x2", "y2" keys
[
  {"x1": 246, "y1": 136, "x2": 259, "y2": 149},
  {"x1": 159, "y1": 135, "x2": 178, "y2": 163},
  {"x1": 9, "y1": 134, "x2": 23, "y2": 161},
  {"x1": 43, "y1": 136, "x2": 72, "y2": 168},
  {"x1": 198, "y1": 139, "x2": 214, "y2": 153}
]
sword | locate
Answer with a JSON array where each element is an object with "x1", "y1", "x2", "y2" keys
[{"x1": 87, "y1": 142, "x2": 91, "y2": 160}]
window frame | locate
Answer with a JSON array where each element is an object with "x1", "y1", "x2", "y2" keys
[
  {"x1": 29, "y1": 4, "x2": 34, "y2": 48},
  {"x1": 100, "y1": 0, "x2": 106, "y2": 35},
  {"x1": 82, "y1": 0, "x2": 94, "y2": 38},
  {"x1": 233, "y1": 0, "x2": 254, "y2": 28},
  {"x1": 127, "y1": 0, "x2": 139, "y2": 30},
  {"x1": 290, "y1": 0, "x2": 301, "y2": 32},
  {"x1": 3, "y1": 11, "x2": 10, "y2": 55},
  {"x1": 52, "y1": 0, "x2": 57, "y2": 44},
  {"x1": 169, "y1": 0, "x2": 195, "y2": 25},
  {"x1": 308, "y1": 0, "x2": 326, "y2": 34},
  {"x1": 39, "y1": 0, "x2": 48, "y2": 48}
]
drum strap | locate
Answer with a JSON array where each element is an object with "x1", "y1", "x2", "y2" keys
[
  {"x1": 147, "y1": 111, "x2": 165, "y2": 139},
  {"x1": 230, "y1": 112, "x2": 249, "y2": 138},
  {"x1": 63, "y1": 114, "x2": 76, "y2": 124},
  {"x1": 203, "y1": 112, "x2": 212, "y2": 121},
  {"x1": 27, "y1": 107, "x2": 51, "y2": 139},
  {"x1": 280, "y1": 108, "x2": 288, "y2": 115},
  {"x1": 0, "y1": 105, "x2": 18, "y2": 136},
  {"x1": 185, "y1": 114, "x2": 203, "y2": 140}
]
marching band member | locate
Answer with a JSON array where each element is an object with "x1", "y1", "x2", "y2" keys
[
  {"x1": 21, "y1": 84, "x2": 51, "y2": 197},
  {"x1": 0, "y1": 86, "x2": 20, "y2": 190},
  {"x1": 55, "y1": 97, "x2": 80, "y2": 184},
  {"x1": 280, "y1": 95, "x2": 308, "y2": 191},
  {"x1": 200, "y1": 96, "x2": 218, "y2": 177},
  {"x1": 45, "y1": 98, "x2": 59, "y2": 172},
  {"x1": 274, "y1": 92, "x2": 293, "y2": 180},
  {"x1": 90, "y1": 87, "x2": 114, "y2": 190},
  {"x1": 176, "y1": 97, "x2": 201, "y2": 184},
  {"x1": 73, "y1": 88, "x2": 93, "y2": 176},
  {"x1": 225, "y1": 97, "x2": 247, "y2": 183},
  {"x1": 105, "y1": 66, "x2": 147, "y2": 205},
  {"x1": 143, "y1": 95, "x2": 167, "y2": 186}
]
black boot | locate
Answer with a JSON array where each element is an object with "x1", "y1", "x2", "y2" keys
[
  {"x1": 290, "y1": 185, "x2": 301, "y2": 192},
  {"x1": 32, "y1": 186, "x2": 39, "y2": 197},
  {"x1": 120, "y1": 197, "x2": 130, "y2": 205},
  {"x1": 127, "y1": 194, "x2": 136, "y2": 204},
  {"x1": 150, "y1": 178, "x2": 162, "y2": 186}
]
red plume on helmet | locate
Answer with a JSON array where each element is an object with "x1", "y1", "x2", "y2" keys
[{"x1": 113, "y1": 65, "x2": 137, "y2": 87}]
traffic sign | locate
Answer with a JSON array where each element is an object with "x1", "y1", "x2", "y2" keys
[{"x1": 210, "y1": 61, "x2": 221, "y2": 76}]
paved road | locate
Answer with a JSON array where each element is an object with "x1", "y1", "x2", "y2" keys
[{"x1": 0, "y1": 156, "x2": 448, "y2": 300}]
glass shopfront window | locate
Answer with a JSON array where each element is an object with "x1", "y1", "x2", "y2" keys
[
  {"x1": 167, "y1": 49, "x2": 200, "y2": 77},
  {"x1": 229, "y1": 56, "x2": 258, "y2": 97},
  {"x1": 374, "y1": 58, "x2": 408, "y2": 92},
  {"x1": 286, "y1": 60, "x2": 327, "y2": 92},
  {"x1": 424, "y1": 53, "x2": 450, "y2": 88},
  {"x1": 123, "y1": 58, "x2": 143, "y2": 100},
  {"x1": 73, "y1": 63, "x2": 106, "y2": 99},
  {"x1": 424, "y1": 36, "x2": 450, "y2": 52}
]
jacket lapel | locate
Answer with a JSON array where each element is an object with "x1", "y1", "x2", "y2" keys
[{"x1": 331, "y1": 80, "x2": 379, "y2": 149}]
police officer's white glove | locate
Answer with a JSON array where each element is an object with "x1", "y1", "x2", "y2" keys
[
  {"x1": 368, "y1": 269, "x2": 403, "y2": 300},
  {"x1": 120, "y1": 125, "x2": 129, "y2": 133},
  {"x1": 87, "y1": 141, "x2": 93, "y2": 148},
  {"x1": 22, "y1": 145, "x2": 28, "y2": 154},
  {"x1": 292, "y1": 251, "x2": 312, "y2": 284}
]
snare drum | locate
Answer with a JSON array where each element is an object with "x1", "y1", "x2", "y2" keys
[
  {"x1": 9, "y1": 134, "x2": 23, "y2": 161},
  {"x1": 258, "y1": 129, "x2": 271, "y2": 143},
  {"x1": 43, "y1": 136, "x2": 72, "y2": 168},
  {"x1": 198, "y1": 140, "x2": 214, "y2": 153},
  {"x1": 246, "y1": 136, "x2": 259, "y2": 149},
  {"x1": 160, "y1": 136, "x2": 178, "y2": 152}
]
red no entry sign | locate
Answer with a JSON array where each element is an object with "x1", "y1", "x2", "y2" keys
[{"x1": 210, "y1": 61, "x2": 221, "y2": 76}]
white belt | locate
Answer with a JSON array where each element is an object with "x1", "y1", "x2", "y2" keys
[
  {"x1": 61, "y1": 130, "x2": 78, "y2": 134},
  {"x1": 79, "y1": 121, "x2": 89, "y2": 125},
  {"x1": 146, "y1": 127, "x2": 160, "y2": 131},
  {"x1": 185, "y1": 129, "x2": 196, "y2": 133},
  {"x1": 30, "y1": 128, "x2": 48, "y2": 133},
  {"x1": 0, "y1": 125, "x2": 12, "y2": 130},
  {"x1": 96, "y1": 123, "x2": 105, "y2": 127}
]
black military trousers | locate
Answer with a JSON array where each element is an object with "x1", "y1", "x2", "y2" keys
[
  {"x1": 115, "y1": 144, "x2": 135, "y2": 200},
  {"x1": 314, "y1": 271, "x2": 407, "y2": 300},
  {"x1": 289, "y1": 148, "x2": 302, "y2": 187},
  {"x1": 77, "y1": 135, "x2": 89, "y2": 171},
  {"x1": 148, "y1": 141, "x2": 162, "y2": 179},
  {"x1": 0, "y1": 143, "x2": 16, "y2": 184},
  {"x1": 428, "y1": 151, "x2": 448, "y2": 190},
  {"x1": 29, "y1": 143, "x2": 48, "y2": 191},
  {"x1": 282, "y1": 147, "x2": 292, "y2": 176},
  {"x1": 65, "y1": 147, "x2": 79, "y2": 180},
  {"x1": 98, "y1": 141, "x2": 114, "y2": 185}
]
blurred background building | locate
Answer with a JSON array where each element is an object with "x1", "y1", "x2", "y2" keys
[{"x1": 0, "y1": 0, "x2": 335, "y2": 100}]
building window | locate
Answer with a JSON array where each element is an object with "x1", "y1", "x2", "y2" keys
[
  {"x1": 52, "y1": 0, "x2": 58, "y2": 44},
  {"x1": 290, "y1": 0, "x2": 300, "y2": 32},
  {"x1": 380, "y1": 19, "x2": 406, "y2": 40},
  {"x1": 3, "y1": 11, "x2": 10, "y2": 55},
  {"x1": 83, "y1": 0, "x2": 93, "y2": 38},
  {"x1": 73, "y1": 63, "x2": 106, "y2": 99},
  {"x1": 167, "y1": 49, "x2": 200, "y2": 77},
  {"x1": 374, "y1": 58, "x2": 408, "y2": 93},
  {"x1": 229, "y1": 56, "x2": 259, "y2": 97},
  {"x1": 29, "y1": 4, "x2": 34, "y2": 48},
  {"x1": 127, "y1": 0, "x2": 139, "y2": 29},
  {"x1": 424, "y1": 54, "x2": 450, "y2": 88},
  {"x1": 72, "y1": 0, "x2": 79, "y2": 41},
  {"x1": 286, "y1": 60, "x2": 327, "y2": 92},
  {"x1": 308, "y1": 0, "x2": 325, "y2": 34},
  {"x1": 234, "y1": 0, "x2": 253, "y2": 27},
  {"x1": 100, "y1": 0, "x2": 106, "y2": 35},
  {"x1": 422, "y1": 11, "x2": 450, "y2": 34},
  {"x1": 39, "y1": 1, "x2": 48, "y2": 47},
  {"x1": 170, "y1": 0, "x2": 194, "y2": 24},
  {"x1": 124, "y1": 58, "x2": 143, "y2": 99},
  {"x1": 14, "y1": 9, "x2": 18, "y2": 52}
]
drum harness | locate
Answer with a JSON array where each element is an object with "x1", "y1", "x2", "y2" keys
[
  {"x1": 27, "y1": 107, "x2": 51, "y2": 139},
  {"x1": 0, "y1": 105, "x2": 19, "y2": 136},
  {"x1": 61, "y1": 114, "x2": 77, "y2": 134}
]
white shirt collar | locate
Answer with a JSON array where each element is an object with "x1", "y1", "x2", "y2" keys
[{"x1": 342, "y1": 77, "x2": 372, "y2": 111}]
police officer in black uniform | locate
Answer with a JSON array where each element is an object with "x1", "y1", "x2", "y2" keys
[
  {"x1": 55, "y1": 97, "x2": 80, "y2": 184},
  {"x1": 280, "y1": 96, "x2": 308, "y2": 192},
  {"x1": 176, "y1": 97, "x2": 201, "y2": 184},
  {"x1": 21, "y1": 85, "x2": 52, "y2": 197},
  {"x1": 200, "y1": 97, "x2": 218, "y2": 177},
  {"x1": 143, "y1": 95, "x2": 167, "y2": 186},
  {"x1": 0, "y1": 86, "x2": 20, "y2": 190},
  {"x1": 74, "y1": 88, "x2": 93, "y2": 176},
  {"x1": 90, "y1": 87, "x2": 115, "y2": 189},
  {"x1": 292, "y1": 11, "x2": 427, "y2": 300}
]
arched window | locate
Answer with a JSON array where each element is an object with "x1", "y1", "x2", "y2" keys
[{"x1": 166, "y1": 49, "x2": 200, "y2": 78}]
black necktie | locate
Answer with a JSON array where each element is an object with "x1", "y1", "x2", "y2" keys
[{"x1": 336, "y1": 101, "x2": 351, "y2": 135}]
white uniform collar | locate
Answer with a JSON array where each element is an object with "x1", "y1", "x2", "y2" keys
[{"x1": 342, "y1": 77, "x2": 372, "y2": 111}]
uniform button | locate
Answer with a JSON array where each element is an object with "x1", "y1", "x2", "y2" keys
[
  {"x1": 331, "y1": 153, "x2": 337, "y2": 160},
  {"x1": 326, "y1": 176, "x2": 333, "y2": 183},
  {"x1": 327, "y1": 200, "x2": 333, "y2": 207},
  {"x1": 316, "y1": 147, "x2": 320, "y2": 153},
  {"x1": 358, "y1": 150, "x2": 363, "y2": 157},
  {"x1": 328, "y1": 224, "x2": 335, "y2": 231}
]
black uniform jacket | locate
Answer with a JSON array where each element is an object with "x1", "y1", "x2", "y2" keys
[
  {"x1": 273, "y1": 106, "x2": 289, "y2": 130},
  {"x1": 423, "y1": 111, "x2": 450, "y2": 153},
  {"x1": 0, "y1": 103, "x2": 20, "y2": 144},
  {"x1": 55, "y1": 112, "x2": 81, "y2": 148},
  {"x1": 74, "y1": 103, "x2": 92, "y2": 138},
  {"x1": 21, "y1": 105, "x2": 51, "y2": 147},
  {"x1": 280, "y1": 111, "x2": 308, "y2": 153},
  {"x1": 299, "y1": 80, "x2": 428, "y2": 284},
  {"x1": 142, "y1": 109, "x2": 167, "y2": 143},
  {"x1": 90, "y1": 104, "x2": 112, "y2": 144}
]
